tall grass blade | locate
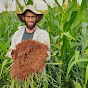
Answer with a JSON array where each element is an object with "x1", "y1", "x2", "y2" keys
[
  {"x1": 0, "y1": 41, "x2": 8, "y2": 53},
  {"x1": 0, "y1": 59, "x2": 8, "y2": 78}
]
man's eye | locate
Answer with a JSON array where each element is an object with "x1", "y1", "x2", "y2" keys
[
  {"x1": 26, "y1": 16, "x2": 35, "y2": 18},
  {"x1": 31, "y1": 16, "x2": 35, "y2": 18}
]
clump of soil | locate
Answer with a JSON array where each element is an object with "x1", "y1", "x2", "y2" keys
[{"x1": 10, "y1": 39, "x2": 49, "y2": 82}]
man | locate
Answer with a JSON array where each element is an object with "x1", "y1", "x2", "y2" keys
[{"x1": 6, "y1": 5, "x2": 50, "y2": 60}]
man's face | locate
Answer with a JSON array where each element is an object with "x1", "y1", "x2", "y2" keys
[{"x1": 23, "y1": 11, "x2": 38, "y2": 30}]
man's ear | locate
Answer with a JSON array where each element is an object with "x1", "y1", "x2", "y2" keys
[
  {"x1": 36, "y1": 16, "x2": 38, "y2": 21},
  {"x1": 22, "y1": 16, "x2": 25, "y2": 20}
]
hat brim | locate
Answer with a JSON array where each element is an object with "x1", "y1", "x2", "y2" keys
[{"x1": 17, "y1": 10, "x2": 43, "y2": 23}]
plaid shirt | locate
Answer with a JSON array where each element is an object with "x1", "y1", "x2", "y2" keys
[{"x1": 6, "y1": 25, "x2": 50, "y2": 60}]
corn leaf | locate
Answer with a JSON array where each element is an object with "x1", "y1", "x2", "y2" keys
[
  {"x1": 63, "y1": 31, "x2": 75, "y2": 40},
  {"x1": 74, "y1": 0, "x2": 86, "y2": 23},
  {"x1": 84, "y1": 65, "x2": 88, "y2": 88},
  {"x1": 72, "y1": 80, "x2": 82, "y2": 88},
  {"x1": 26, "y1": 0, "x2": 33, "y2": 5},
  {"x1": 75, "y1": 51, "x2": 79, "y2": 64},
  {"x1": 64, "y1": 11, "x2": 78, "y2": 32},
  {"x1": 63, "y1": 4, "x2": 73, "y2": 24},
  {"x1": 54, "y1": 0, "x2": 63, "y2": 13},
  {"x1": 82, "y1": 22, "x2": 88, "y2": 58},
  {"x1": 16, "y1": 0, "x2": 23, "y2": 11}
]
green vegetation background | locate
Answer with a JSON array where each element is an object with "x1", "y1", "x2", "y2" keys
[{"x1": 0, "y1": 0, "x2": 88, "y2": 88}]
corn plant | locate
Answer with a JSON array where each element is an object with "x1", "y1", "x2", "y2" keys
[
  {"x1": 0, "y1": 11, "x2": 22, "y2": 88},
  {"x1": 39, "y1": 0, "x2": 88, "y2": 87}
]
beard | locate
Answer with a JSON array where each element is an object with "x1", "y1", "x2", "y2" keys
[{"x1": 25, "y1": 21, "x2": 36, "y2": 30}]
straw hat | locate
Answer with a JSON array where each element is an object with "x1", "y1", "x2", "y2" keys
[{"x1": 17, "y1": 5, "x2": 44, "y2": 23}]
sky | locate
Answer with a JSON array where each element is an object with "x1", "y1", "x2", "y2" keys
[{"x1": 0, "y1": 0, "x2": 82, "y2": 13}]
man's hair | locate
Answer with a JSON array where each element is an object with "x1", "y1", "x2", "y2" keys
[{"x1": 22, "y1": 10, "x2": 38, "y2": 17}]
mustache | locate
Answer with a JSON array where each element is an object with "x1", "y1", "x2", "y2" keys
[
  {"x1": 24, "y1": 20, "x2": 34, "y2": 23},
  {"x1": 27, "y1": 21, "x2": 34, "y2": 23},
  {"x1": 25, "y1": 22, "x2": 36, "y2": 30}
]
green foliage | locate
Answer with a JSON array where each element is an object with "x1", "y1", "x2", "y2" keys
[
  {"x1": 16, "y1": 0, "x2": 23, "y2": 11},
  {"x1": 72, "y1": 80, "x2": 82, "y2": 88},
  {"x1": 16, "y1": 0, "x2": 33, "y2": 11},
  {"x1": 26, "y1": 0, "x2": 33, "y2": 5},
  {"x1": 0, "y1": 11, "x2": 22, "y2": 88},
  {"x1": 39, "y1": 0, "x2": 88, "y2": 87}
]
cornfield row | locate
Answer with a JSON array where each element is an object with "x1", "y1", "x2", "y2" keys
[{"x1": 0, "y1": 0, "x2": 88, "y2": 88}]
